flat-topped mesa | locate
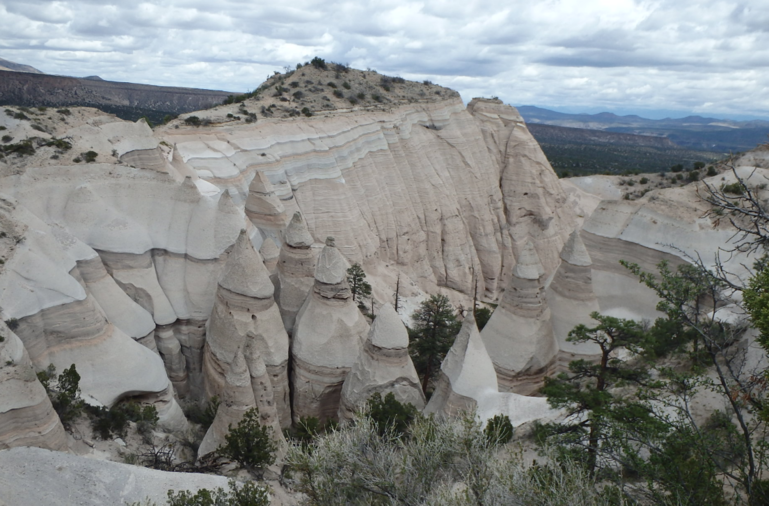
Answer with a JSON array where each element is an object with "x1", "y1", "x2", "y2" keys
[
  {"x1": 547, "y1": 230, "x2": 601, "y2": 366},
  {"x1": 338, "y1": 303, "x2": 425, "y2": 421},
  {"x1": 0, "y1": 324, "x2": 67, "y2": 451},
  {"x1": 277, "y1": 212, "x2": 317, "y2": 334},
  {"x1": 291, "y1": 237, "x2": 370, "y2": 424},
  {"x1": 425, "y1": 312, "x2": 499, "y2": 418},
  {"x1": 202, "y1": 230, "x2": 291, "y2": 427},
  {"x1": 480, "y1": 240, "x2": 557, "y2": 394},
  {"x1": 245, "y1": 172, "x2": 288, "y2": 231}
]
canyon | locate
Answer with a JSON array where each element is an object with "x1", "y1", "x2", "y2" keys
[{"x1": 0, "y1": 64, "x2": 767, "y2": 502}]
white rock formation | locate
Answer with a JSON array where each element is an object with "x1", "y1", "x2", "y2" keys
[
  {"x1": 338, "y1": 303, "x2": 425, "y2": 421},
  {"x1": 547, "y1": 230, "x2": 602, "y2": 364},
  {"x1": 481, "y1": 240, "x2": 557, "y2": 394},
  {"x1": 246, "y1": 171, "x2": 288, "y2": 231},
  {"x1": 0, "y1": 323, "x2": 67, "y2": 451},
  {"x1": 277, "y1": 212, "x2": 317, "y2": 333},
  {"x1": 291, "y1": 237, "x2": 369, "y2": 423},
  {"x1": 425, "y1": 312, "x2": 557, "y2": 426},
  {"x1": 201, "y1": 230, "x2": 290, "y2": 434},
  {"x1": 0, "y1": 446, "x2": 231, "y2": 506}
]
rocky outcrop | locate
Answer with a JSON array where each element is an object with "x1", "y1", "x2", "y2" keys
[
  {"x1": 0, "y1": 446, "x2": 231, "y2": 506},
  {"x1": 277, "y1": 212, "x2": 317, "y2": 333},
  {"x1": 425, "y1": 312, "x2": 498, "y2": 418},
  {"x1": 0, "y1": 324, "x2": 67, "y2": 451},
  {"x1": 468, "y1": 99, "x2": 576, "y2": 278},
  {"x1": 480, "y1": 240, "x2": 557, "y2": 394},
  {"x1": 547, "y1": 230, "x2": 601, "y2": 365},
  {"x1": 259, "y1": 237, "x2": 280, "y2": 276},
  {"x1": 338, "y1": 303, "x2": 425, "y2": 421},
  {"x1": 201, "y1": 230, "x2": 290, "y2": 431},
  {"x1": 291, "y1": 237, "x2": 369, "y2": 423},
  {"x1": 246, "y1": 172, "x2": 289, "y2": 232}
]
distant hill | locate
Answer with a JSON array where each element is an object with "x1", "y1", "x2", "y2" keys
[
  {"x1": 528, "y1": 124, "x2": 722, "y2": 176},
  {"x1": 519, "y1": 106, "x2": 769, "y2": 152},
  {"x1": 0, "y1": 57, "x2": 43, "y2": 74},
  {"x1": 0, "y1": 60, "x2": 236, "y2": 124}
]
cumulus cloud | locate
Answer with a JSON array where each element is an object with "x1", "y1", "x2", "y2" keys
[{"x1": 1, "y1": 0, "x2": 768, "y2": 117}]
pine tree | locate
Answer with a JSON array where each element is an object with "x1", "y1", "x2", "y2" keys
[
  {"x1": 346, "y1": 263, "x2": 372, "y2": 302},
  {"x1": 409, "y1": 294, "x2": 460, "y2": 395}
]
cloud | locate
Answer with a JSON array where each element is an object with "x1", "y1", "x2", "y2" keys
[{"x1": 0, "y1": 0, "x2": 768, "y2": 117}]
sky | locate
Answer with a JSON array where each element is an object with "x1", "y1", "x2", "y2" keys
[{"x1": 2, "y1": 0, "x2": 769, "y2": 120}]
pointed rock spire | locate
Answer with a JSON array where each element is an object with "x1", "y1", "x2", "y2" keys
[
  {"x1": 338, "y1": 304, "x2": 425, "y2": 421},
  {"x1": 513, "y1": 240, "x2": 545, "y2": 280},
  {"x1": 560, "y1": 229, "x2": 592, "y2": 267},
  {"x1": 315, "y1": 237, "x2": 349, "y2": 285},
  {"x1": 285, "y1": 212, "x2": 313, "y2": 248},
  {"x1": 245, "y1": 172, "x2": 288, "y2": 230},
  {"x1": 425, "y1": 313, "x2": 498, "y2": 418},
  {"x1": 259, "y1": 236, "x2": 280, "y2": 274},
  {"x1": 219, "y1": 230, "x2": 274, "y2": 299}
]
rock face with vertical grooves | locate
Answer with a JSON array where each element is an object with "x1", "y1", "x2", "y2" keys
[
  {"x1": 547, "y1": 230, "x2": 602, "y2": 364},
  {"x1": 291, "y1": 238, "x2": 370, "y2": 423},
  {"x1": 338, "y1": 303, "x2": 425, "y2": 421},
  {"x1": 277, "y1": 212, "x2": 317, "y2": 334},
  {"x1": 424, "y1": 312, "x2": 498, "y2": 418},
  {"x1": 480, "y1": 240, "x2": 557, "y2": 394},
  {"x1": 201, "y1": 230, "x2": 290, "y2": 430}
]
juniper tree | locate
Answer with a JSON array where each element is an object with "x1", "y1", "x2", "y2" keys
[{"x1": 346, "y1": 263, "x2": 372, "y2": 302}]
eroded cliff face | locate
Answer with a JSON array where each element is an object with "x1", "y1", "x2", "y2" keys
[{"x1": 0, "y1": 72, "x2": 581, "y2": 450}]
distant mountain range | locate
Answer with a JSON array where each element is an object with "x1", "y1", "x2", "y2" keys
[
  {"x1": 518, "y1": 106, "x2": 769, "y2": 153},
  {"x1": 0, "y1": 57, "x2": 235, "y2": 123}
]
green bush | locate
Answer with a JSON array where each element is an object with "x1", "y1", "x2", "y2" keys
[
  {"x1": 670, "y1": 164, "x2": 684, "y2": 173},
  {"x1": 342, "y1": 81, "x2": 351, "y2": 90},
  {"x1": 83, "y1": 150, "x2": 98, "y2": 163},
  {"x1": 356, "y1": 92, "x2": 365, "y2": 100},
  {"x1": 37, "y1": 364, "x2": 85, "y2": 427},
  {"x1": 688, "y1": 170, "x2": 699, "y2": 181},
  {"x1": 475, "y1": 306, "x2": 492, "y2": 331},
  {"x1": 166, "y1": 480, "x2": 270, "y2": 506},
  {"x1": 185, "y1": 396, "x2": 220, "y2": 431},
  {"x1": 88, "y1": 400, "x2": 159, "y2": 440},
  {"x1": 640, "y1": 177, "x2": 649, "y2": 184},
  {"x1": 184, "y1": 116, "x2": 201, "y2": 126},
  {"x1": 301, "y1": 107, "x2": 313, "y2": 117},
  {"x1": 332, "y1": 89, "x2": 343, "y2": 98},
  {"x1": 2, "y1": 135, "x2": 11, "y2": 143},
  {"x1": 484, "y1": 414, "x2": 513, "y2": 445},
  {"x1": 707, "y1": 166, "x2": 718, "y2": 177},
  {"x1": 326, "y1": 82, "x2": 337, "y2": 88},
  {"x1": 723, "y1": 182, "x2": 744, "y2": 195},
  {"x1": 218, "y1": 407, "x2": 277, "y2": 472},
  {"x1": 366, "y1": 392, "x2": 419, "y2": 437},
  {"x1": 310, "y1": 57, "x2": 327, "y2": 70}
]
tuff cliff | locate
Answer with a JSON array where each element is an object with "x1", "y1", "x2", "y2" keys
[{"x1": 0, "y1": 65, "x2": 592, "y2": 451}]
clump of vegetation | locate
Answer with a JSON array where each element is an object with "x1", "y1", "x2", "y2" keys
[
  {"x1": 82, "y1": 150, "x2": 98, "y2": 163},
  {"x1": 288, "y1": 411, "x2": 610, "y2": 506},
  {"x1": 474, "y1": 305, "x2": 492, "y2": 331},
  {"x1": 356, "y1": 92, "x2": 365, "y2": 100},
  {"x1": 342, "y1": 81, "x2": 351, "y2": 90},
  {"x1": 43, "y1": 138, "x2": 72, "y2": 151},
  {"x1": 409, "y1": 294, "x2": 461, "y2": 395},
  {"x1": 348, "y1": 97, "x2": 358, "y2": 105},
  {"x1": 310, "y1": 56, "x2": 327, "y2": 70},
  {"x1": 346, "y1": 263, "x2": 371, "y2": 303},
  {"x1": 301, "y1": 107, "x2": 313, "y2": 117},
  {"x1": 332, "y1": 89, "x2": 344, "y2": 99},
  {"x1": 723, "y1": 182, "x2": 744, "y2": 195},
  {"x1": 57, "y1": 108, "x2": 72, "y2": 116},
  {"x1": 326, "y1": 81, "x2": 337, "y2": 88},
  {"x1": 88, "y1": 401, "x2": 159, "y2": 440},
  {"x1": 37, "y1": 364, "x2": 85, "y2": 427},
  {"x1": 1, "y1": 135, "x2": 11, "y2": 143},
  {"x1": 670, "y1": 163, "x2": 684, "y2": 173},
  {"x1": 165, "y1": 480, "x2": 270, "y2": 506},
  {"x1": 218, "y1": 407, "x2": 277, "y2": 474},
  {"x1": 484, "y1": 414, "x2": 513, "y2": 446},
  {"x1": 707, "y1": 165, "x2": 718, "y2": 177},
  {"x1": 1, "y1": 139, "x2": 35, "y2": 157},
  {"x1": 184, "y1": 396, "x2": 220, "y2": 431},
  {"x1": 640, "y1": 177, "x2": 649, "y2": 184},
  {"x1": 184, "y1": 116, "x2": 202, "y2": 126},
  {"x1": 366, "y1": 392, "x2": 419, "y2": 437}
]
